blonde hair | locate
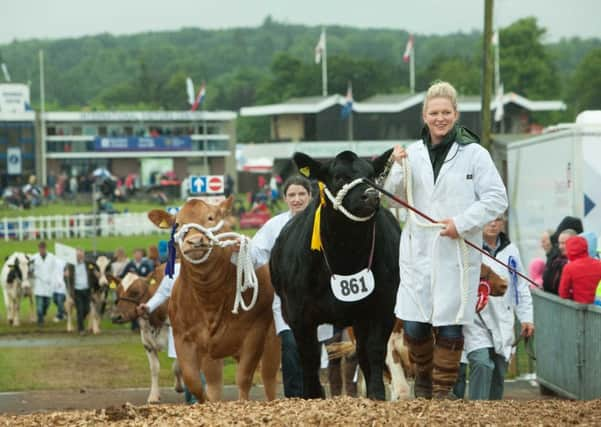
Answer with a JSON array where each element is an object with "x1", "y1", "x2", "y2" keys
[{"x1": 423, "y1": 81, "x2": 458, "y2": 114}]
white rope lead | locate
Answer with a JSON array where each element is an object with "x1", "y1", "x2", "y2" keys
[
  {"x1": 401, "y1": 157, "x2": 469, "y2": 323},
  {"x1": 174, "y1": 220, "x2": 259, "y2": 314},
  {"x1": 323, "y1": 178, "x2": 376, "y2": 222}
]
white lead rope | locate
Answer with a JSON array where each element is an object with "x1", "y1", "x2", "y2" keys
[
  {"x1": 401, "y1": 157, "x2": 469, "y2": 323},
  {"x1": 174, "y1": 220, "x2": 259, "y2": 314},
  {"x1": 323, "y1": 178, "x2": 376, "y2": 222}
]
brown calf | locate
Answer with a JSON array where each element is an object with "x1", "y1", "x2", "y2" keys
[{"x1": 148, "y1": 196, "x2": 280, "y2": 403}]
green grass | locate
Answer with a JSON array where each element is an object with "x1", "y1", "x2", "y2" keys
[{"x1": 0, "y1": 338, "x2": 238, "y2": 391}]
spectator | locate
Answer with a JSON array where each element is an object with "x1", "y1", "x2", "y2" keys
[
  {"x1": 53, "y1": 257, "x2": 68, "y2": 322},
  {"x1": 580, "y1": 231, "x2": 599, "y2": 259},
  {"x1": 458, "y1": 215, "x2": 534, "y2": 400},
  {"x1": 120, "y1": 249, "x2": 154, "y2": 278},
  {"x1": 528, "y1": 258, "x2": 545, "y2": 289},
  {"x1": 147, "y1": 245, "x2": 161, "y2": 269},
  {"x1": 540, "y1": 230, "x2": 553, "y2": 256},
  {"x1": 73, "y1": 248, "x2": 91, "y2": 335},
  {"x1": 31, "y1": 242, "x2": 59, "y2": 326},
  {"x1": 543, "y1": 227, "x2": 580, "y2": 294},
  {"x1": 558, "y1": 236, "x2": 601, "y2": 304},
  {"x1": 111, "y1": 247, "x2": 129, "y2": 277}
]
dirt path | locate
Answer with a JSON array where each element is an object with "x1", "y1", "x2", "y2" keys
[{"x1": 0, "y1": 380, "x2": 547, "y2": 415}]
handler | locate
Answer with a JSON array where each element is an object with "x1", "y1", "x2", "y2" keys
[{"x1": 384, "y1": 81, "x2": 508, "y2": 399}]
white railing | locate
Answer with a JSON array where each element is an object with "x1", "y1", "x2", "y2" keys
[{"x1": 1, "y1": 212, "x2": 160, "y2": 241}]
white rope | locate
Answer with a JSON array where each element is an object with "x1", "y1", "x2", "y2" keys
[
  {"x1": 323, "y1": 178, "x2": 376, "y2": 222},
  {"x1": 401, "y1": 157, "x2": 470, "y2": 323},
  {"x1": 174, "y1": 220, "x2": 259, "y2": 314}
]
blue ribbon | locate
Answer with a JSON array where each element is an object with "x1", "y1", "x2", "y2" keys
[
  {"x1": 165, "y1": 223, "x2": 177, "y2": 279},
  {"x1": 508, "y1": 255, "x2": 519, "y2": 305}
]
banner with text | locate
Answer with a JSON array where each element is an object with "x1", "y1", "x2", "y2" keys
[{"x1": 94, "y1": 136, "x2": 192, "y2": 151}]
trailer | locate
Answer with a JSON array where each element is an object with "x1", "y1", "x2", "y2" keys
[{"x1": 500, "y1": 111, "x2": 601, "y2": 266}]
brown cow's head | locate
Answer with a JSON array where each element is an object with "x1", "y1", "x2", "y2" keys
[
  {"x1": 294, "y1": 150, "x2": 392, "y2": 221},
  {"x1": 110, "y1": 273, "x2": 149, "y2": 323},
  {"x1": 480, "y1": 263, "x2": 508, "y2": 296},
  {"x1": 148, "y1": 196, "x2": 234, "y2": 265}
]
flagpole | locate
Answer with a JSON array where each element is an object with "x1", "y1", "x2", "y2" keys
[
  {"x1": 39, "y1": 50, "x2": 47, "y2": 187},
  {"x1": 409, "y1": 43, "x2": 415, "y2": 94},
  {"x1": 322, "y1": 27, "x2": 328, "y2": 96}
]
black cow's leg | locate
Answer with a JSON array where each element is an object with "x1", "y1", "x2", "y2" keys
[
  {"x1": 355, "y1": 318, "x2": 392, "y2": 400},
  {"x1": 293, "y1": 324, "x2": 323, "y2": 399}
]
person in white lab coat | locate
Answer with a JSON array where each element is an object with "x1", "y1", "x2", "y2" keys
[
  {"x1": 31, "y1": 241, "x2": 59, "y2": 326},
  {"x1": 250, "y1": 175, "x2": 315, "y2": 398},
  {"x1": 461, "y1": 214, "x2": 534, "y2": 400},
  {"x1": 52, "y1": 257, "x2": 68, "y2": 322},
  {"x1": 384, "y1": 81, "x2": 508, "y2": 399}
]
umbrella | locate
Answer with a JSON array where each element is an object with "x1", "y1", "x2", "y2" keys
[{"x1": 92, "y1": 167, "x2": 112, "y2": 178}]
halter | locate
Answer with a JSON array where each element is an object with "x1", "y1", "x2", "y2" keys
[
  {"x1": 116, "y1": 285, "x2": 149, "y2": 307},
  {"x1": 323, "y1": 178, "x2": 376, "y2": 222},
  {"x1": 171, "y1": 219, "x2": 259, "y2": 314}
]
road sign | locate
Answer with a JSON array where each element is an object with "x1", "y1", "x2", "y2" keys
[
  {"x1": 189, "y1": 176, "x2": 207, "y2": 194},
  {"x1": 188, "y1": 175, "x2": 224, "y2": 195},
  {"x1": 207, "y1": 175, "x2": 224, "y2": 194}
]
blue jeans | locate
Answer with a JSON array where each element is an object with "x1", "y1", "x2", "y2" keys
[
  {"x1": 453, "y1": 362, "x2": 468, "y2": 399},
  {"x1": 53, "y1": 292, "x2": 66, "y2": 320},
  {"x1": 403, "y1": 321, "x2": 463, "y2": 341},
  {"x1": 35, "y1": 295, "x2": 51, "y2": 326},
  {"x1": 279, "y1": 329, "x2": 303, "y2": 398},
  {"x1": 468, "y1": 348, "x2": 508, "y2": 400}
]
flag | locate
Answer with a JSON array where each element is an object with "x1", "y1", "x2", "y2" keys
[
  {"x1": 191, "y1": 83, "x2": 206, "y2": 112},
  {"x1": 315, "y1": 30, "x2": 326, "y2": 64},
  {"x1": 494, "y1": 83, "x2": 504, "y2": 122},
  {"x1": 186, "y1": 77, "x2": 195, "y2": 105},
  {"x1": 1, "y1": 63, "x2": 10, "y2": 82},
  {"x1": 340, "y1": 83, "x2": 353, "y2": 120},
  {"x1": 403, "y1": 35, "x2": 414, "y2": 63}
]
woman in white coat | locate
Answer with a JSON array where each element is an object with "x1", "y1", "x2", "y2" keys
[
  {"x1": 384, "y1": 81, "x2": 508, "y2": 399},
  {"x1": 462, "y1": 215, "x2": 534, "y2": 400},
  {"x1": 250, "y1": 175, "x2": 314, "y2": 398}
]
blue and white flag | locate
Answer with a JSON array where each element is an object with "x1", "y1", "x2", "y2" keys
[{"x1": 340, "y1": 83, "x2": 353, "y2": 120}]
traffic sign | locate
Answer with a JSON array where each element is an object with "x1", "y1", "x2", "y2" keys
[{"x1": 188, "y1": 175, "x2": 224, "y2": 195}]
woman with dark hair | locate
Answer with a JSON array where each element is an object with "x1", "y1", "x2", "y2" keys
[{"x1": 249, "y1": 174, "x2": 314, "y2": 397}]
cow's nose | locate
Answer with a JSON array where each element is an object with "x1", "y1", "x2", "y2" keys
[
  {"x1": 185, "y1": 234, "x2": 205, "y2": 248},
  {"x1": 362, "y1": 188, "x2": 380, "y2": 207}
]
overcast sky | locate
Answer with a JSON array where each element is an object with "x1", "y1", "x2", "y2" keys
[{"x1": 1, "y1": 0, "x2": 599, "y2": 45}]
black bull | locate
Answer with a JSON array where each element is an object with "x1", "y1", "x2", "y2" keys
[{"x1": 270, "y1": 150, "x2": 400, "y2": 400}]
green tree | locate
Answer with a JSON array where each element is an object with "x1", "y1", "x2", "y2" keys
[
  {"x1": 568, "y1": 48, "x2": 601, "y2": 113},
  {"x1": 499, "y1": 17, "x2": 559, "y2": 99},
  {"x1": 419, "y1": 55, "x2": 480, "y2": 94}
]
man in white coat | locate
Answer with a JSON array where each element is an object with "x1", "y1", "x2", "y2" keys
[
  {"x1": 31, "y1": 241, "x2": 59, "y2": 326},
  {"x1": 462, "y1": 214, "x2": 534, "y2": 399},
  {"x1": 385, "y1": 81, "x2": 508, "y2": 399}
]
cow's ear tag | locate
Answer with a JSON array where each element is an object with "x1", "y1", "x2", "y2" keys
[
  {"x1": 159, "y1": 219, "x2": 169, "y2": 229},
  {"x1": 109, "y1": 281, "x2": 117, "y2": 289},
  {"x1": 150, "y1": 279, "x2": 156, "y2": 285},
  {"x1": 88, "y1": 264, "x2": 94, "y2": 270},
  {"x1": 299, "y1": 166, "x2": 310, "y2": 177}
]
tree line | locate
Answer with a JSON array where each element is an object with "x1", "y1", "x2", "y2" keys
[{"x1": 1, "y1": 16, "x2": 600, "y2": 141}]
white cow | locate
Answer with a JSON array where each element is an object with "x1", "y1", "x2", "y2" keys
[{"x1": 1, "y1": 252, "x2": 35, "y2": 326}]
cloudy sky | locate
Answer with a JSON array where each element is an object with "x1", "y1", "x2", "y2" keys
[{"x1": 1, "y1": 0, "x2": 599, "y2": 44}]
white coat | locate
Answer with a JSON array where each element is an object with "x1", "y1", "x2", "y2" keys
[
  {"x1": 385, "y1": 140, "x2": 508, "y2": 326},
  {"x1": 31, "y1": 252, "x2": 59, "y2": 298},
  {"x1": 463, "y1": 240, "x2": 533, "y2": 361},
  {"x1": 54, "y1": 258, "x2": 67, "y2": 295},
  {"x1": 146, "y1": 263, "x2": 180, "y2": 358},
  {"x1": 250, "y1": 211, "x2": 334, "y2": 342}
]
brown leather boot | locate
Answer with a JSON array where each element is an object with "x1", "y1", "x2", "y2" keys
[
  {"x1": 404, "y1": 333, "x2": 434, "y2": 399},
  {"x1": 344, "y1": 353, "x2": 358, "y2": 397},
  {"x1": 432, "y1": 336, "x2": 464, "y2": 400}
]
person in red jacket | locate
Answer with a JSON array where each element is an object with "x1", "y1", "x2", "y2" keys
[{"x1": 558, "y1": 236, "x2": 601, "y2": 304}]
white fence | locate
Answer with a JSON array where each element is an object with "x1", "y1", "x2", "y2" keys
[{"x1": 1, "y1": 212, "x2": 160, "y2": 241}]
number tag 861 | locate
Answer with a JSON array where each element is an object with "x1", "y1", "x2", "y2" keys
[{"x1": 330, "y1": 269, "x2": 375, "y2": 302}]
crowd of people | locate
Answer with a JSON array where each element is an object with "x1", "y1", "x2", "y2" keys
[
  {"x1": 529, "y1": 216, "x2": 601, "y2": 305},
  {"x1": 30, "y1": 242, "x2": 164, "y2": 335}
]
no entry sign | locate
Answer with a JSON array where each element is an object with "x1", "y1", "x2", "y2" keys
[{"x1": 189, "y1": 175, "x2": 224, "y2": 195}]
